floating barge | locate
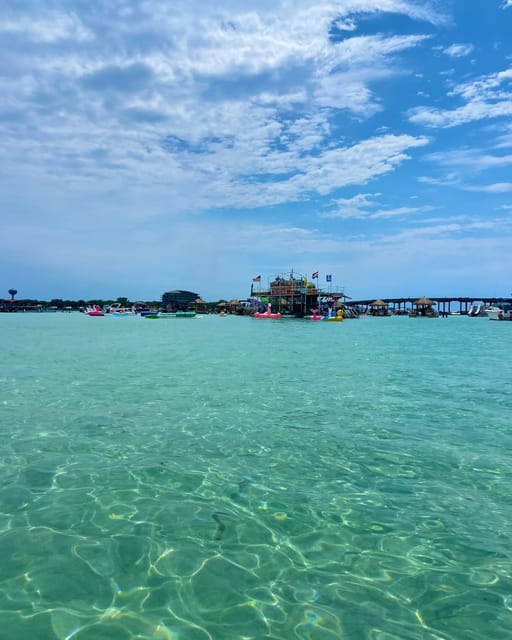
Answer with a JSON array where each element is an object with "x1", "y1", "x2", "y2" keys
[{"x1": 250, "y1": 273, "x2": 355, "y2": 318}]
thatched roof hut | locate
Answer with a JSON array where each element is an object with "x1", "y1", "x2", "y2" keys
[
  {"x1": 413, "y1": 297, "x2": 436, "y2": 306},
  {"x1": 368, "y1": 299, "x2": 389, "y2": 316},
  {"x1": 410, "y1": 296, "x2": 438, "y2": 317},
  {"x1": 194, "y1": 298, "x2": 208, "y2": 311}
]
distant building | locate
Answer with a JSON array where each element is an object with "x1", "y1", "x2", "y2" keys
[{"x1": 161, "y1": 290, "x2": 199, "y2": 311}]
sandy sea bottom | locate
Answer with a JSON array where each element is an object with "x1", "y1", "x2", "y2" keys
[{"x1": 0, "y1": 312, "x2": 511, "y2": 639}]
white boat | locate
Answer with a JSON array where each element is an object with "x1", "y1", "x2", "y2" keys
[
  {"x1": 144, "y1": 311, "x2": 197, "y2": 318},
  {"x1": 468, "y1": 304, "x2": 485, "y2": 317},
  {"x1": 487, "y1": 303, "x2": 512, "y2": 321},
  {"x1": 468, "y1": 304, "x2": 501, "y2": 318},
  {"x1": 105, "y1": 303, "x2": 136, "y2": 317}
]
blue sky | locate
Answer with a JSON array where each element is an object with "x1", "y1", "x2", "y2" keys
[{"x1": 1, "y1": 0, "x2": 511, "y2": 302}]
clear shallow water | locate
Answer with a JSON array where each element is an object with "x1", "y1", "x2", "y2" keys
[{"x1": 1, "y1": 312, "x2": 511, "y2": 640}]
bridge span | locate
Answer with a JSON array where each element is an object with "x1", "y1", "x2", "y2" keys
[{"x1": 344, "y1": 296, "x2": 512, "y2": 315}]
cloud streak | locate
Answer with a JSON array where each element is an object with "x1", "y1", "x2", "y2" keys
[{"x1": 409, "y1": 68, "x2": 512, "y2": 128}]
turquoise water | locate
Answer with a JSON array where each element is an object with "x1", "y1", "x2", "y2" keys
[{"x1": 1, "y1": 312, "x2": 511, "y2": 639}]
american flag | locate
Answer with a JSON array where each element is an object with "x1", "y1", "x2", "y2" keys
[
  {"x1": 312, "y1": 271, "x2": 319, "y2": 279},
  {"x1": 252, "y1": 275, "x2": 261, "y2": 282}
]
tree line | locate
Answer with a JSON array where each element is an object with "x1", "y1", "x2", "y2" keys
[
  {"x1": 1, "y1": 296, "x2": 230, "y2": 310},
  {"x1": 1, "y1": 297, "x2": 159, "y2": 309}
]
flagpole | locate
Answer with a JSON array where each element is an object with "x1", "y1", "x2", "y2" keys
[{"x1": 289, "y1": 270, "x2": 295, "y2": 317}]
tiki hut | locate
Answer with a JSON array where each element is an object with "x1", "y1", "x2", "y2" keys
[
  {"x1": 368, "y1": 299, "x2": 389, "y2": 316},
  {"x1": 194, "y1": 298, "x2": 208, "y2": 313},
  {"x1": 227, "y1": 299, "x2": 240, "y2": 312},
  {"x1": 410, "y1": 297, "x2": 438, "y2": 317}
]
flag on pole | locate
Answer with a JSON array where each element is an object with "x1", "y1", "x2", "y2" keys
[
  {"x1": 326, "y1": 274, "x2": 332, "y2": 282},
  {"x1": 252, "y1": 275, "x2": 261, "y2": 282},
  {"x1": 312, "y1": 271, "x2": 319, "y2": 279}
]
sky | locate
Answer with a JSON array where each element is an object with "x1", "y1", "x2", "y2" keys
[{"x1": 1, "y1": 0, "x2": 512, "y2": 302}]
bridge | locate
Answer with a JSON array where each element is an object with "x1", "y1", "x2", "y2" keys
[{"x1": 344, "y1": 296, "x2": 512, "y2": 315}]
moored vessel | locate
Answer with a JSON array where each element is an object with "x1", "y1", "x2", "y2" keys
[
  {"x1": 254, "y1": 303, "x2": 281, "y2": 319},
  {"x1": 145, "y1": 310, "x2": 197, "y2": 318},
  {"x1": 487, "y1": 303, "x2": 512, "y2": 321},
  {"x1": 86, "y1": 305, "x2": 104, "y2": 316}
]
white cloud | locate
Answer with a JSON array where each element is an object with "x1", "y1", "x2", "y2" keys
[
  {"x1": 451, "y1": 68, "x2": 512, "y2": 101},
  {"x1": 408, "y1": 67, "x2": 512, "y2": 128},
  {"x1": 419, "y1": 173, "x2": 512, "y2": 194},
  {"x1": 323, "y1": 193, "x2": 430, "y2": 219},
  {"x1": 417, "y1": 173, "x2": 460, "y2": 187},
  {"x1": 333, "y1": 17, "x2": 357, "y2": 31},
  {"x1": 369, "y1": 206, "x2": 430, "y2": 219},
  {"x1": 420, "y1": 144, "x2": 512, "y2": 194},
  {"x1": 494, "y1": 124, "x2": 512, "y2": 148},
  {"x1": 0, "y1": 12, "x2": 93, "y2": 43},
  {"x1": 462, "y1": 182, "x2": 512, "y2": 193},
  {"x1": 0, "y1": 1, "x2": 435, "y2": 216},
  {"x1": 315, "y1": 74, "x2": 382, "y2": 114},
  {"x1": 331, "y1": 33, "x2": 431, "y2": 66},
  {"x1": 426, "y1": 149, "x2": 512, "y2": 170},
  {"x1": 325, "y1": 192, "x2": 378, "y2": 218},
  {"x1": 443, "y1": 43, "x2": 474, "y2": 58}
]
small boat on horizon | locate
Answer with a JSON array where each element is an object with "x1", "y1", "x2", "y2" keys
[
  {"x1": 86, "y1": 305, "x2": 104, "y2": 317},
  {"x1": 104, "y1": 303, "x2": 136, "y2": 317},
  {"x1": 145, "y1": 310, "x2": 197, "y2": 318},
  {"x1": 325, "y1": 308, "x2": 344, "y2": 322},
  {"x1": 306, "y1": 308, "x2": 323, "y2": 321},
  {"x1": 467, "y1": 304, "x2": 491, "y2": 317}
]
